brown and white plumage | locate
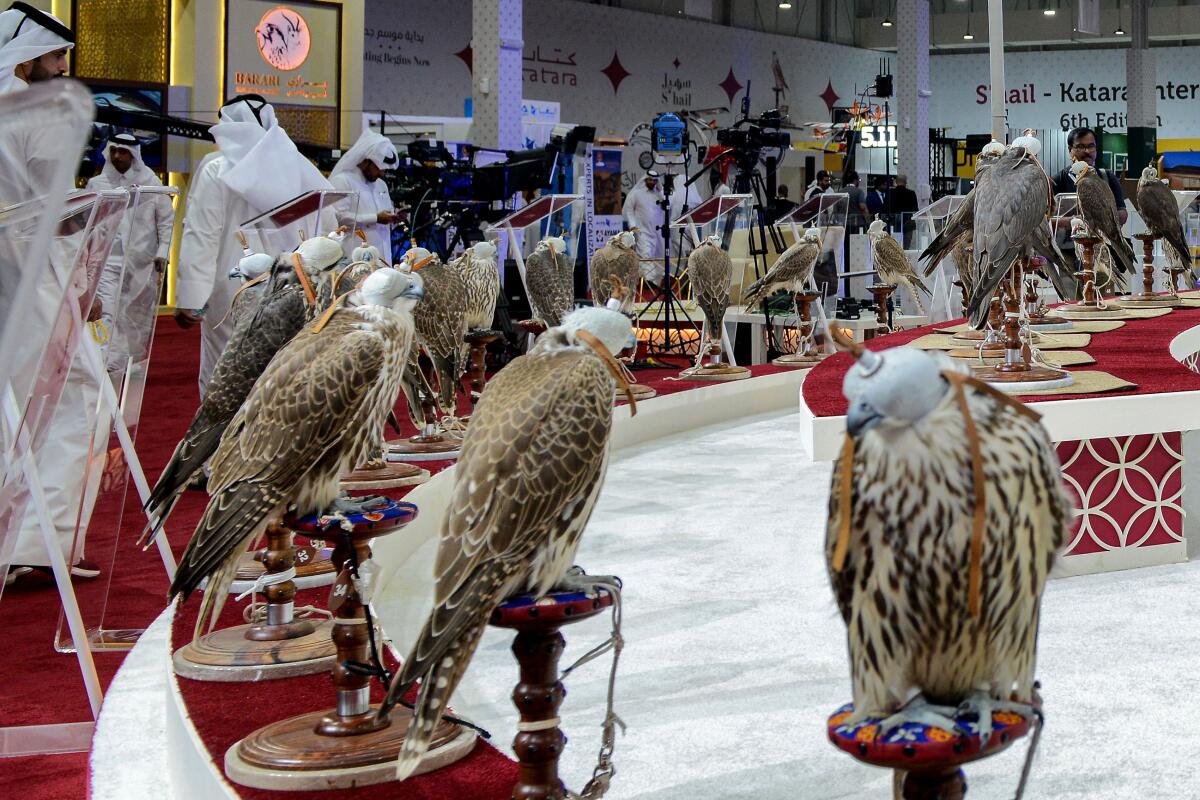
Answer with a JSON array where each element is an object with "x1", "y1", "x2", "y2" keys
[
  {"x1": 867, "y1": 219, "x2": 930, "y2": 314},
  {"x1": 590, "y1": 230, "x2": 639, "y2": 314},
  {"x1": 967, "y1": 136, "x2": 1074, "y2": 327},
  {"x1": 169, "y1": 269, "x2": 424, "y2": 636},
  {"x1": 455, "y1": 240, "x2": 500, "y2": 331},
  {"x1": 740, "y1": 227, "x2": 822, "y2": 308},
  {"x1": 143, "y1": 242, "x2": 342, "y2": 541},
  {"x1": 1070, "y1": 160, "x2": 1134, "y2": 278},
  {"x1": 400, "y1": 253, "x2": 469, "y2": 419},
  {"x1": 688, "y1": 235, "x2": 733, "y2": 337},
  {"x1": 525, "y1": 236, "x2": 574, "y2": 326},
  {"x1": 827, "y1": 343, "x2": 1070, "y2": 725},
  {"x1": 1136, "y1": 166, "x2": 1192, "y2": 275},
  {"x1": 379, "y1": 306, "x2": 633, "y2": 781}
]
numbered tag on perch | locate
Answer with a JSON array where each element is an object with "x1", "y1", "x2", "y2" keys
[
  {"x1": 294, "y1": 545, "x2": 316, "y2": 566},
  {"x1": 328, "y1": 568, "x2": 354, "y2": 614}
]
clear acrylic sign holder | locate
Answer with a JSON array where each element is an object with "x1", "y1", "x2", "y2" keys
[
  {"x1": 55, "y1": 185, "x2": 181, "y2": 655},
  {"x1": 671, "y1": 193, "x2": 753, "y2": 363},
  {"x1": 911, "y1": 195, "x2": 967, "y2": 321},
  {"x1": 484, "y1": 194, "x2": 585, "y2": 324},
  {"x1": 240, "y1": 189, "x2": 357, "y2": 255},
  {"x1": 776, "y1": 192, "x2": 849, "y2": 305}
]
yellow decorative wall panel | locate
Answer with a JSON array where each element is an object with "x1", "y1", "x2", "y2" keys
[{"x1": 73, "y1": 0, "x2": 169, "y2": 84}]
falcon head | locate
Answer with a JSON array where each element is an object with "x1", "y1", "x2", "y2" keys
[
  {"x1": 981, "y1": 140, "x2": 1006, "y2": 159},
  {"x1": 229, "y1": 251, "x2": 274, "y2": 281},
  {"x1": 401, "y1": 247, "x2": 437, "y2": 271},
  {"x1": 803, "y1": 227, "x2": 822, "y2": 244},
  {"x1": 703, "y1": 234, "x2": 722, "y2": 248},
  {"x1": 542, "y1": 236, "x2": 568, "y2": 255},
  {"x1": 1069, "y1": 217, "x2": 1091, "y2": 239},
  {"x1": 472, "y1": 240, "x2": 498, "y2": 261},
  {"x1": 356, "y1": 267, "x2": 425, "y2": 311},
  {"x1": 1068, "y1": 160, "x2": 1091, "y2": 183},
  {"x1": 560, "y1": 306, "x2": 636, "y2": 356},
  {"x1": 1010, "y1": 132, "x2": 1041, "y2": 157},
  {"x1": 351, "y1": 243, "x2": 382, "y2": 264},
  {"x1": 296, "y1": 234, "x2": 345, "y2": 274},
  {"x1": 866, "y1": 219, "x2": 888, "y2": 241},
  {"x1": 1140, "y1": 166, "x2": 1161, "y2": 184},
  {"x1": 616, "y1": 230, "x2": 636, "y2": 249}
]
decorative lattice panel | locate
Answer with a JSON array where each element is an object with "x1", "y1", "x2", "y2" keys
[
  {"x1": 274, "y1": 105, "x2": 337, "y2": 147},
  {"x1": 73, "y1": 0, "x2": 169, "y2": 84}
]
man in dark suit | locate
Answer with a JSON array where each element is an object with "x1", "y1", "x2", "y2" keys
[{"x1": 890, "y1": 174, "x2": 919, "y2": 247}]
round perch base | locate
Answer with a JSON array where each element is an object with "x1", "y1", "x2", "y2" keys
[
  {"x1": 678, "y1": 364, "x2": 751, "y2": 381},
  {"x1": 231, "y1": 547, "x2": 337, "y2": 595},
  {"x1": 772, "y1": 352, "x2": 827, "y2": 367},
  {"x1": 224, "y1": 705, "x2": 477, "y2": 791},
  {"x1": 1114, "y1": 293, "x2": 1177, "y2": 309},
  {"x1": 385, "y1": 436, "x2": 462, "y2": 463},
  {"x1": 946, "y1": 343, "x2": 1005, "y2": 359},
  {"x1": 827, "y1": 702, "x2": 1031, "y2": 799},
  {"x1": 173, "y1": 620, "x2": 336, "y2": 682},
  {"x1": 340, "y1": 461, "x2": 430, "y2": 490},
  {"x1": 1057, "y1": 302, "x2": 1126, "y2": 318},
  {"x1": 972, "y1": 363, "x2": 1074, "y2": 393},
  {"x1": 614, "y1": 383, "x2": 657, "y2": 404}
]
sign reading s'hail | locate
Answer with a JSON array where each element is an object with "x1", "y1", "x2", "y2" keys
[{"x1": 225, "y1": 0, "x2": 340, "y2": 110}]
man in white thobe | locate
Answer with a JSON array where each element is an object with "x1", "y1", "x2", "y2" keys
[
  {"x1": 0, "y1": 3, "x2": 111, "y2": 581},
  {"x1": 86, "y1": 133, "x2": 175, "y2": 377},
  {"x1": 329, "y1": 130, "x2": 399, "y2": 264},
  {"x1": 173, "y1": 94, "x2": 332, "y2": 396},
  {"x1": 622, "y1": 171, "x2": 665, "y2": 281}
]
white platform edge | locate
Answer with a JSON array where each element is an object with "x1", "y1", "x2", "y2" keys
[{"x1": 98, "y1": 367, "x2": 810, "y2": 800}]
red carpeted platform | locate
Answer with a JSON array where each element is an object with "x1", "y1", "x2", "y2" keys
[
  {"x1": 802, "y1": 300, "x2": 1200, "y2": 417},
  {"x1": 0, "y1": 319, "x2": 788, "y2": 797}
]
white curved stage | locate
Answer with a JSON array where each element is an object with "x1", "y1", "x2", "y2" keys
[{"x1": 95, "y1": 407, "x2": 1200, "y2": 799}]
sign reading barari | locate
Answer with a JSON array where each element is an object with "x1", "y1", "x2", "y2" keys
[{"x1": 226, "y1": 0, "x2": 340, "y2": 110}]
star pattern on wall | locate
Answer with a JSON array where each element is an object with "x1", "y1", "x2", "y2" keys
[
  {"x1": 718, "y1": 67, "x2": 743, "y2": 104},
  {"x1": 672, "y1": 57, "x2": 681, "y2": 69},
  {"x1": 819, "y1": 79, "x2": 840, "y2": 112},
  {"x1": 454, "y1": 44, "x2": 473, "y2": 74},
  {"x1": 601, "y1": 51, "x2": 631, "y2": 94}
]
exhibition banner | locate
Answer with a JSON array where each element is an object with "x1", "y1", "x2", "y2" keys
[
  {"x1": 584, "y1": 145, "x2": 624, "y2": 264},
  {"x1": 226, "y1": 0, "x2": 340, "y2": 109}
]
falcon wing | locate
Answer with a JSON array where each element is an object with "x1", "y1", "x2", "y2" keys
[
  {"x1": 689, "y1": 244, "x2": 733, "y2": 332},
  {"x1": 874, "y1": 236, "x2": 930, "y2": 295},
  {"x1": 742, "y1": 240, "x2": 819, "y2": 307},
  {"x1": 920, "y1": 191, "x2": 975, "y2": 276},
  {"x1": 590, "y1": 245, "x2": 618, "y2": 306},
  {"x1": 1079, "y1": 173, "x2": 1133, "y2": 274}
]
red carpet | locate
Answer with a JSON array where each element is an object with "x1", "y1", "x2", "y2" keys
[
  {"x1": 1, "y1": 319, "x2": 788, "y2": 796},
  {"x1": 803, "y1": 298, "x2": 1200, "y2": 416}
]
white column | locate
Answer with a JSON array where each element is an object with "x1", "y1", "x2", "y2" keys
[
  {"x1": 1126, "y1": 0, "x2": 1157, "y2": 171},
  {"x1": 896, "y1": 0, "x2": 930, "y2": 205},
  {"x1": 472, "y1": 0, "x2": 523, "y2": 150}
]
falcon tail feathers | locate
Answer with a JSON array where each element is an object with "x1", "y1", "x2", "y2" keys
[
  {"x1": 140, "y1": 424, "x2": 225, "y2": 547},
  {"x1": 392, "y1": 624, "x2": 486, "y2": 782},
  {"x1": 1166, "y1": 232, "x2": 1194, "y2": 269}
]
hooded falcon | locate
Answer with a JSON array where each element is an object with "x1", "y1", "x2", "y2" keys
[
  {"x1": 689, "y1": 234, "x2": 733, "y2": 343},
  {"x1": 525, "y1": 236, "x2": 574, "y2": 327},
  {"x1": 228, "y1": 250, "x2": 276, "y2": 328},
  {"x1": 379, "y1": 305, "x2": 635, "y2": 781},
  {"x1": 1070, "y1": 160, "x2": 1135, "y2": 278},
  {"x1": 1136, "y1": 166, "x2": 1193, "y2": 276},
  {"x1": 399, "y1": 252, "x2": 469, "y2": 422},
  {"x1": 919, "y1": 140, "x2": 1005, "y2": 279},
  {"x1": 590, "y1": 230, "x2": 639, "y2": 314},
  {"x1": 827, "y1": 337, "x2": 1070, "y2": 739},
  {"x1": 142, "y1": 235, "x2": 345, "y2": 539},
  {"x1": 455, "y1": 240, "x2": 501, "y2": 332},
  {"x1": 868, "y1": 219, "x2": 931, "y2": 314},
  {"x1": 967, "y1": 134, "x2": 1075, "y2": 327},
  {"x1": 169, "y1": 268, "x2": 425, "y2": 635},
  {"x1": 741, "y1": 227, "x2": 822, "y2": 309}
]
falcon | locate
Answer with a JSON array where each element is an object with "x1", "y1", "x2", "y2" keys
[
  {"x1": 740, "y1": 227, "x2": 822, "y2": 309},
  {"x1": 919, "y1": 140, "x2": 1005, "y2": 279},
  {"x1": 228, "y1": 250, "x2": 275, "y2": 329},
  {"x1": 590, "y1": 230, "x2": 639, "y2": 314},
  {"x1": 1136, "y1": 166, "x2": 1193, "y2": 276},
  {"x1": 378, "y1": 306, "x2": 635, "y2": 781},
  {"x1": 868, "y1": 219, "x2": 930, "y2": 314},
  {"x1": 454, "y1": 240, "x2": 500, "y2": 331},
  {"x1": 399, "y1": 252, "x2": 468, "y2": 422},
  {"x1": 1069, "y1": 160, "x2": 1134, "y2": 278},
  {"x1": 524, "y1": 236, "x2": 574, "y2": 327},
  {"x1": 688, "y1": 235, "x2": 733, "y2": 345},
  {"x1": 966, "y1": 134, "x2": 1075, "y2": 327},
  {"x1": 142, "y1": 235, "x2": 345, "y2": 539},
  {"x1": 827, "y1": 334, "x2": 1070, "y2": 740},
  {"x1": 169, "y1": 268, "x2": 425, "y2": 635}
]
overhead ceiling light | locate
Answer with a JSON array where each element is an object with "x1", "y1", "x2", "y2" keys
[
  {"x1": 1114, "y1": 25, "x2": 1125, "y2": 34},
  {"x1": 882, "y1": 16, "x2": 893, "y2": 26},
  {"x1": 1043, "y1": 6, "x2": 1056, "y2": 15},
  {"x1": 778, "y1": 1, "x2": 793, "y2": 8},
  {"x1": 963, "y1": 31, "x2": 974, "y2": 39}
]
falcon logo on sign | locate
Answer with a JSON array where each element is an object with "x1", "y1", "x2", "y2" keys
[{"x1": 256, "y1": 6, "x2": 311, "y2": 71}]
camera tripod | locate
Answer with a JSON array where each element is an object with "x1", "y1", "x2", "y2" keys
[{"x1": 635, "y1": 172, "x2": 700, "y2": 357}]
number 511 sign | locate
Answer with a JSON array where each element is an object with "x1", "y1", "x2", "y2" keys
[{"x1": 860, "y1": 124, "x2": 897, "y2": 148}]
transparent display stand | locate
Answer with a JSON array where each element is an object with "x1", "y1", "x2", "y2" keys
[
  {"x1": 484, "y1": 195, "x2": 585, "y2": 324},
  {"x1": 55, "y1": 185, "x2": 181, "y2": 654},
  {"x1": 911, "y1": 195, "x2": 968, "y2": 320},
  {"x1": 240, "y1": 189, "x2": 356, "y2": 256},
  {"x1": 776, "y1": 193, "x2": 849, "y2": 305}
]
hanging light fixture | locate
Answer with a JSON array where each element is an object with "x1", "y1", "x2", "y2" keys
[
  {"x1": 882, "y1": 0, "x2": 894, "y2": 27},
  {"x1": 1043, "y1": 0, "x2": 1057, "y2": 17},
  {"x1": 778, "y1": 1, "x2": 793, "y2": 8},
  {"x1": 963, "y1": 0, "x2": 974, "y2": 39},
  {"x1": 1114, "y1": 0, "x2": 1125, "y2": 34}
]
